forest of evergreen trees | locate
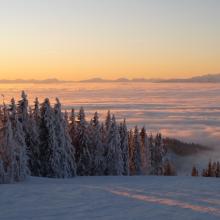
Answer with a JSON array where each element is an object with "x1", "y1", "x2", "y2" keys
[
  {"x1": 192, "y1": 161, "x2": 220, "y2": 177},
  {"x1": 0, "y1": 92, "x2": 167, "y2": 183}
]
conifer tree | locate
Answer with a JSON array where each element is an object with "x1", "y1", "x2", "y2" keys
[
  {"x1": 132, "y1": 126, "x2": 142, "y2": 175},
  {"x1": 148, "y1": 133, "x2": 154, "y2": 173},
  {"x1": 140, "y1": 127, "x2": 150, "y2": 175},
  {"x1": 207, "y1": 161, "x2": 212, "y2": 177},
  {"x1": 75, "y1": 107, "x2": 91, "y2": 175},
  {"x1": 119, "y1": 119, "x2": 129, "y2": 175},
  {"x1": 17, "y1": 91, "x2": 29, "y2": 124},
  {"x1": 128, "y1": 129, "x2": 135, "y2": 175},
  {"x1": 27, "y1": 107, "x2": 40, "y2": 176},
  {"x1": 0, "y1": 113, "x2": 14, "y2": 183},
  {"x1": 152, "y1": 134, "x2": 164, "y2": 175},
  {"x1": 191, "y1": 165, "x2": 199, "y2": 176},
  {"x1": 39, "y1": 98, "x2": 58, "y2": 177},
  {"x1": 53, "y1": 98, "x2": 76, "y2": 177},
  {"x1": 33, "y1": 98, "x2": 41, "y2": 121},
  {"x1": 8, "y1": 98, "x2": 28, "y2": 181},
  {"x1": 105, "y1": 115, "x2": 123, "y2": 175},
  {"x1": 90, "y1": 112, "x2": 105, "y2": 175}
]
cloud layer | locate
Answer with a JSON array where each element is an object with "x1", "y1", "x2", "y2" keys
[{"x1": 1, "y1": 82, "x2": 220, "y2": 151}]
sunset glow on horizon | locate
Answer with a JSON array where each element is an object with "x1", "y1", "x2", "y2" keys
[{"x1": 1, "y1": 0, "x2": 220, "y2": 80}]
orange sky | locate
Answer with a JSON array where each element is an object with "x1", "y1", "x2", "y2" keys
[{"x1": 0, "y1": 0, "x2": 219, "y2": 80}]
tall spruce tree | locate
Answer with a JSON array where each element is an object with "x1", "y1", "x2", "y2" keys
[
  {"x1": 28, "y1": 97, "x2": 42, "y2": 176},
  {"x1": 75, "y1": 107, "x2": 91, "y2": 176},
  {"x1": 152, "y1": 133, "x2": 164, "y2": 175},
  {"x1": 0, "y1": 113, "x2": 14, "y2": 183},
  {"x1": 148, "y1": 133, "x2": 154, "y2": 174},
  {"x1": 140, "y1": 127, "x2": 150, "y2": 175},
  {"x1": 39, "y1": 98, "x2": 58, "y2": 177},
  {"x1": 128, "y1": 129, "x2": 135, "y2": 175},
  {"x1": 53, "y1": 98, "x2": 76, "y2": 177},
  {"x1": 90, "y1": 112, "x2": 105, "y2": 175},
  {"x1": 119, "y1": 119, "x2": 129, "y2": 175},
  {"x1": 132, "y1": 126, "x2": 142, "y2": 175},
  {"x1": 8, "y1": 98, "x2": 28, "y2": 181},
  {"x1": 105, "y1": 115, "x2": 123, "y2": 175}
]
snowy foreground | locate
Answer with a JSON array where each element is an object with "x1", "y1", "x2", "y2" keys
[{"x1": 1, "y1": 176, "x2": 220, "y2": 220}]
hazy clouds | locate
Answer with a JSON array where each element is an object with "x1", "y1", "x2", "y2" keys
[{"x1": 1, "y1": 82, "x2": 220, "y2": 150}]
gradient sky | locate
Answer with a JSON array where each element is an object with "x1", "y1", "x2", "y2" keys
[{"x1": 0, "y1": 0, "x2": 220, "y2": 80}]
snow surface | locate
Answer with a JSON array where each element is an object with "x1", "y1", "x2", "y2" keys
[{"x1": 0, "y1": 176, "x2": 220, "y2": 220}]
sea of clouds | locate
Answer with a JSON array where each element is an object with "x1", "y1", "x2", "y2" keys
[{"x1": 1, "y1": 82, "x2": 220, "y2": 168}]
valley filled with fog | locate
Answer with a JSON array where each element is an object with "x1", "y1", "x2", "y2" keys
[
  {"x1": 1, "y1": 82, "x2": 219, "y2": 143},
  {"x1": 1, "y1": 82, "x2": 220, "y2": 167}
]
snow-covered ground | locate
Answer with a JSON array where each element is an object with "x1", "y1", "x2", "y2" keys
[{"x1": 1, "y1": 176, "x2": 220, "y2": 220}]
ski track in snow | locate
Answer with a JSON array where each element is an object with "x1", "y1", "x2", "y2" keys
[
  {"x1": 0, "y1": 176, "x2": 220, "y2": 220},
  {"x1": 107, "y1": 189, "x2": 220, "y2": 216}
]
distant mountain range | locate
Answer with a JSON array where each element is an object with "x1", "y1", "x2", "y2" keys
[
  {"x1": 80, "y1": 73, "x2": 220, "y2": 83},
  {"x1": 1, "y1": 73, "x2": 220, "y2": 84},
  {"x1": 158, "y1": 73, "x2": 220, "y2": 83}
]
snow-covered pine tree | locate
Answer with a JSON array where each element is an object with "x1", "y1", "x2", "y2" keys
[
  {"x1": 9, "y1": 98, "x2": 17, "y2": 120},
  {"x1": 87, "y1": 118, "x2": 95, "y2": 161},
  {"x1": 33, "y1": 98, "x2": 41, "y2": 121},
  {"x1": 100, "y1": 122, "x2": 105, "y2": 145},
  {"x1": 140, "y1": 126, "x2": 150, "y2": 175},
  {"x1": 207, "y1": 161, "x2": 212, "y2": 177},
  {"x1": 17, "y1": 92, "x2": 30, "y2": 166},
  {"x1": 17, "y1": 91, "x2": 29, "y2": 124},
  {"x1": 27, "y1": 97, "x2": 42, "y2": 176},
  {"x1": 152, "y1": 133, "x2": 164, "y2": 175},
  {"x1": 119, "y1": 119, "x2": 129, "y2": 175},
  {"x1": 17, "y1": 92, "x2": 41, "y2": 176},
  {"x1": 105, "y1": 115, "x2": 123, "y2": 176},
  {"x1": 8, "y1": 98, "x2": 28, "y2": 181},
  {"x1": 0, "y1": 112, "x2": 14, "y2": 183},
  {"x1": 39, "y1": 98, "x2": 58, "y2": 177},
  {"x1": 53, "y1": 98, "x2": 76, "y2": 177},
  {"x1": 191, "y1": 165, "x2": 198, "y2": 177},
  {"x1": 27, "y1": 104, "x2": 41, "y2": 176},
  {"x1": 100, "y1": 122, "x2": 106, "y2": 170},
  {"x1": 75, "y1": 107, "x2": 91, "y2": 176},
  {"x1": 148, "y1": 133, "x2": 154, "y2": 174},
  {"x1": 132, "y1": 126, "x2": 142, "y2": 175},
  {"x1": 128, "y1": 129, "x2": 135, "y2": 175},
  {"x1": 90, "y1": 112, "x2": 105, "y2": 176},
  {"x1": 102, "y1": 111, "x2": 112, "y2": 173}
]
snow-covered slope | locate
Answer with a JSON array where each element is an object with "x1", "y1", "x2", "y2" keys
[{"x1": 0, "y1": 176, "x2": 220, "y2": 220}]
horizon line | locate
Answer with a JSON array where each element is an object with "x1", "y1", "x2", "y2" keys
[{"x1": 0, "y1": 72, "x2": 220, "y2": 83}]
